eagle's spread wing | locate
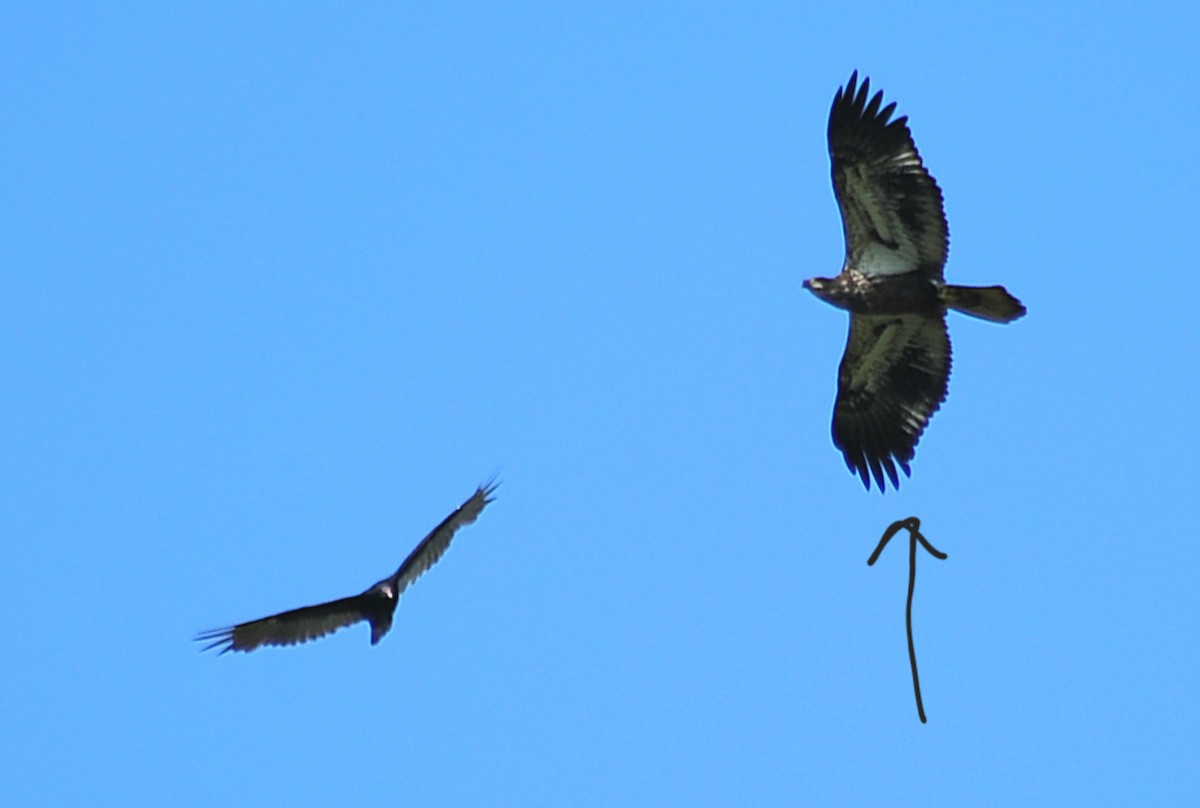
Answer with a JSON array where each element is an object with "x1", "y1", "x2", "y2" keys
[
  {"x1": 388, "y1": 480, "x2": 498, "y2": 597},
  {"x1": 829, "y1": 71, "x2": 948, "y2": 278},
  {"x1": 196, "y1": 595, "x2": 371, "y2": 654},
  {"x1": 832, "y1": 313, "x2": 951, "y2": 491}
]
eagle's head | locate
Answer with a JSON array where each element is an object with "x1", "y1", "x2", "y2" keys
[{"x1": 803, "y1": 276, "x2": 836, "y2": 304}]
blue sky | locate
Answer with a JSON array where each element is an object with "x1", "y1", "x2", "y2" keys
[{"x1": 4, "y1": 2, "x2": 1198, "y2": 804}]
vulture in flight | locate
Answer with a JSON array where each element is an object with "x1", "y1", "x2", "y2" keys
[
  {"x1": 197, "y1": 481, "x2": 497, "y2": 654},
  {"x1": 804, "y1": 71, "x2": 1025, "y2": 491}
]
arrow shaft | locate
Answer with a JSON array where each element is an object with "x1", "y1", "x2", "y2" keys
[{"x1": 907, "y1": 534, "x2": 927, "y2": 724}]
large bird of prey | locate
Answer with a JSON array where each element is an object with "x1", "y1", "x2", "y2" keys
[
  {"x1": 197, "y1": 481, "x2": 497, "y2": 654},
  {"x1": 804, "y1": 72, "x2": 1025, "y2": 491}
]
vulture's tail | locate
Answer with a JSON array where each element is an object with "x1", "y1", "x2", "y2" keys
[{"x1": 941, "y1": 284, "x2": 1026, "y2": 323}]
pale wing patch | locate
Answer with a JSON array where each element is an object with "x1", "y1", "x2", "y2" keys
[
  {"x1": 843, "y1": 317, "x2": 923, "y2": 389},
  {"x1": 839, "y1": 168, "x2": 922, "y2": 276},
  {"x1": 857, "y1": 241, "x2": 919, "y2": 276}
]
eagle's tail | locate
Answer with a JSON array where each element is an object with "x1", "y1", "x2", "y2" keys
[{"x1": 941, "y1": 284, "x2": 1026, "y2": 323}]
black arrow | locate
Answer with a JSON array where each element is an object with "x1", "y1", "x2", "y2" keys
[{"x1": 868, "y1": 517, "x2": 947, "y2": 724}]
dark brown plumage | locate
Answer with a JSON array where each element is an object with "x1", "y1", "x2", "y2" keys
[
  {"x1": 197, "y1": 481, "x2": 497, "y2": 654},
  {"x1": 804, "y1": 72, "x2": 1025, "y2": 491}
]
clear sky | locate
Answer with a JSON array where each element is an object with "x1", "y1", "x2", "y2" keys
[{"x1": 4, "y1": 2, "x2": 1198, "y2": 805}]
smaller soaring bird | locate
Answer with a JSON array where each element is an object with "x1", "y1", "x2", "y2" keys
[
  {"x1": 805, "y1": 71, "x2": 1025, "y2": 491},
  {"x1": 197, "y1": 481, "x2": 497, "y2": 654}
]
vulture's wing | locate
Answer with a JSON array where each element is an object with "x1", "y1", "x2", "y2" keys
[
  {"x1": 387, "y1": 480, "x2": 498, "y2": 596},
  {"x1": 196, "y1": 594, "x2": 371, "y2": 654},
  {"x1": 829, "y1": 71, "x2": 948, "y2": 278},
  {"x1": 832, "y1": 313, "x2": 951, "y2": 491}
]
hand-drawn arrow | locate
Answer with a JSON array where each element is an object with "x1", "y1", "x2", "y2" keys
[{"x1": 867, "y1": 517, "x2": 947, "y2": 724}]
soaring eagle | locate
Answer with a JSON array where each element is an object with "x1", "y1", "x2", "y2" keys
[
  {"x1": 197, "y1": 481, "x2": 497, "y2": 654},
  {"x1": 804, "y1": 72, "x2": 1025, "y2": 491}
]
